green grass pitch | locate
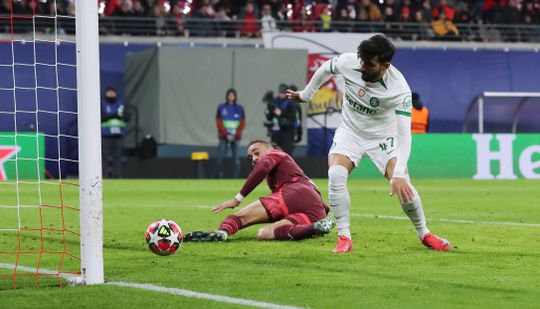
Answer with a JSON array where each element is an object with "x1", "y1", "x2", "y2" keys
[{"x1": 1, "y1": 179, "x2": 540, "y2": 308}]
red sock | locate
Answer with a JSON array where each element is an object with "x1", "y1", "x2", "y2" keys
[
  {"x1": 218, "y1": 215, "x2": 242, "y2": 235},
  {"x1": 274, "y1": 224, "x2": 315, "y2": 240}
]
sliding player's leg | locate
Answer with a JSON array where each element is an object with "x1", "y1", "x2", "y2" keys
[
  {"x1": 258, "y1": 212, "x2": 335, "y2": 240},
  {"x1": 258, "y1": 181, "x2": 335, "y2": 241},
  {"x1": 184, "y1": 200, "x2": 270, "y2": 242}
]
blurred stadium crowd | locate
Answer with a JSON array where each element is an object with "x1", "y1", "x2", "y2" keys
[{"x1": 1, "y1": 0, "x2": 539, "y2": 41}]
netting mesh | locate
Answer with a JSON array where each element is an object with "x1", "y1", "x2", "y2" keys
[{"x1": 0, "y1": 0, "x2": 80, "y2": 288}]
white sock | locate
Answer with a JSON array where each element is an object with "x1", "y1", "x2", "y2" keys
[
  {"x1": 400, "y1": 175, "x2": 429, "y2": 238},
  {"x1": 328, "y1": 165, "x2": 351, "y2": 239}
]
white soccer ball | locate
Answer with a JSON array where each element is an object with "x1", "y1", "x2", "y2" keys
[{"x1": 145, "y1": 219, "x2": 183, "y2": 256}]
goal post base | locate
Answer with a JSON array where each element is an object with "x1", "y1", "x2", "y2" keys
[{"x1": 67, "y1": 276, "x2": 86, "y2": 286}]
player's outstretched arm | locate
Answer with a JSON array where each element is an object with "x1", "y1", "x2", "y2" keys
[
  {"x1": 288, "y1": 58, "x2": 336, "y2": 103},
  {"x1": 214, "y1": 155, "x2": 279, "y2": 213},
  {"x1": 213, "y1": 199, "x2": 240, "y2": 213},
  {"x1": 390, "y1": 113, "x2": 414, "y2": 203}
]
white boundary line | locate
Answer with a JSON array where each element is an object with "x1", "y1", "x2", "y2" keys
[
  {"x1": 108, "y1": 281, "x2": 303, "y2": 309},
  {"x1": 351, "y1": 213, "x2": 540, "y2": 227},
  {"x1": 0, "y1": 263, "x2": 75, "y2": 279},
  {"x1": 0, "y1": 263, "x2": 303, "y2": 309},
  {"x1": 194, "y1": 205, "x2": 540, "y2": 227}
]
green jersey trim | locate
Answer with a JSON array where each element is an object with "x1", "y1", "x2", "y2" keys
[
  {"x1": 378, "y1": 79, "x2": 388, "y2": 90},
  {"x1": 395, "y1": 110, "x2": 411, "y2": 117},
  {"x1": 330, "y1": 59, "x2": 335, "y2": 74}
]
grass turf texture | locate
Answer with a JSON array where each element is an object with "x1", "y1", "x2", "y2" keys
[{"x1": 1, "y1": 179, "x2": 539, "y2": 308}]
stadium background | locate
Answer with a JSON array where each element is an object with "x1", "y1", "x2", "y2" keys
[
  {"x1": 0, "y1": 1, "x2": 539, "y2": 307},
  {"x1": 1, "y1": 0, "x2": 540, "y2": 179}
]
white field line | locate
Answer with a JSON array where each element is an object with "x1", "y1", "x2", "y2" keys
[
  {"x1": 0, "y1": 263, "x2": 303, "y2": 309},
  {"x1": 108, "y1": 281, "x2": 303, "y2": 309},
  {"x1": 351, "y1": 213, "x2": 540, "y2": 227},
  {"x1": 193, "y1": 205, "x2": 540, "y2": 227},
  {"x1": 0, "y1": 263, "x2": 76, "y2": 279}
]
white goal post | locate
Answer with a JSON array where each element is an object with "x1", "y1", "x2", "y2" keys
[
  {"x1": 76, "y1": 1, "x2": 104, "y2": 285},
  {"x1": 464, "y1": 92, "x2": 540, "y2": 133}
]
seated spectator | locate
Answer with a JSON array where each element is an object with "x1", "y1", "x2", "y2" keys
[
  {"x1": 495, "y1": 0, "x2": 520, "y2": 24},
  {"x1": 413, "y1": 10, "x2": 434, "y2": 40},
  {"x1": 215, "y1": 6, "x2": 233, "y2": 36},
  {"x1": 360, "y1": 0, "x2": 382, "y2": 21},
  {"x1": 318, "y1": 5, "x2": 332, "y2": 32},
  {"x1": 239, "y1": 2, "x2": 260, "y2": 38},
  {"x1": 520, "y1": 14, "x2": 540, "y2": 42},
  {"x1": 131, "y1": 0, "x2": 147, "y2": 17},
  {"x1": 334, "y1": 8, "x2": 354, "y2": 33},
  {"x1": 495, "y1": 0, "x2": 520, "y2": 41},
  {"x1": 261, "y1": 4, "x2": 277, "y2": 32},
  {"x1": 418, "y1": 0, "x2": 434, "y2": 21},
  {"x1": 432, "y1": 10, "x2": 460, "y2": 40},
  {"x1": 433, "y1": 0, "x2": 456, "y2": 21},
  {"x1": 131, "y1": 0, "x2": 152, "y2": 35},
  {"x1": 521, "y1": 1, "x2": 539, "y2": 23},
  {"x1": 113, "y1": 1, "x2": 132, "y2": 18},
  {"x1": 400, "y1": 7, "x2": 413, "y2": 22},
  {"x1": 190, "y1": 1, "x2": 215, "y2": 37},
  {"x1": 275, "y1": 3, "x2": 293, "y2": 31},
  {"x1": 293, "y1": 5, "x2": 316, "y2": 32},
  {"x1": 455, "y1": 10, "x2": 478, "y2": 41},
  {"x1": 381, "y1": 0, "x2": 398, "y2": 15},
  {"x1": 113, "y1": 0, "x2": 133, "y2": 35},
  {"x1": 383, "y1": 6, "x2": 398, "y2": 22}
]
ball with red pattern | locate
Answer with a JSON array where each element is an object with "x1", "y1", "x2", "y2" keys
[{"x1": 145, "y1": 219, "x2": 183, "y2": 256}]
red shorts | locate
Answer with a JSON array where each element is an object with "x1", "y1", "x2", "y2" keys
[{"x1": 259, "y1": 181, "x2": 329, "y2": 224}]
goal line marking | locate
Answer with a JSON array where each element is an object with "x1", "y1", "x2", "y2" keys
[
  {"x1": 0, "y1": 263, "x2": 303, "y2": 309},
  {"x1": 193, "y1": 205, "x2": 540, "y2": 227},
  {"x1": 108, "y1": 281, "x2": 303, "y2": 309},
  {"x1": 350, "y1": 213, "x2": 540, "y2": 227}
]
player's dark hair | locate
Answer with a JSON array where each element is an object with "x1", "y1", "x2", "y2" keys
[
  {"x1": 225, "y1": 88, "x2": 237, "y2": 103},
  {"x1": 357, "y1": 35, "x2": 395, "y2": 64}
]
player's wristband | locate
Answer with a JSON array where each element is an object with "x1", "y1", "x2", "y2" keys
[
  {"x1": 392, "y1": 172, "x2": 406, "y2": 180},
  {"x1": 234, "y1": 193, "x2": 244, "y2": 203}
]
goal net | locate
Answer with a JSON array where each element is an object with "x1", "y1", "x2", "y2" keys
[{"x1": 0, "y1": 0, "x2": 102, "y2": 288}]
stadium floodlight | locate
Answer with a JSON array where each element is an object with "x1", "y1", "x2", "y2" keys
[
  {"x1": 0, "y1": 0, "x2": 103, "y2": 287},
  {"x1": 464, "y1": 92, "x2": 540, "y2": 133}
]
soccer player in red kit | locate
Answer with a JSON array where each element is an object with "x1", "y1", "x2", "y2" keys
[{"x1": 184, "y1": 140, "x2": 335, "y2": 242}]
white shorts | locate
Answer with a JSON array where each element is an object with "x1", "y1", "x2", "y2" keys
[{"x1": 329, "y1": 126, "x2": 397, "y2": 175}]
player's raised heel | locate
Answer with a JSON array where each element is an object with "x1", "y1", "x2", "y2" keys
[
  {"x1": 313, "y1": 213, "x2": 336, "y2": 235},
  {"x1": 332, "y1": 235, "x2": 353, "y2": 253},
  {"x1": 421, "y1": 233, "x2": 451, "y2": 251},
  {"x1": 184, "y1": 230, "x2": 228, "y2": 242}
]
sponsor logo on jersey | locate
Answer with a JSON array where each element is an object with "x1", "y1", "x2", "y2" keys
[
  {"x1": 403, "y1": 95, "x2": 412, "y2": 109},
  {"x1": 358, "y1": 88, "x2": 366, "y2": 97},
  {"x1": 345, "y1": 93, "x2": 377, "y2": 115},
  {"x1": 369, "y1": 97, "x2": 380, "y2": 107}
]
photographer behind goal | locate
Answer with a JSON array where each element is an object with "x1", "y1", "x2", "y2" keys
[{"x1": 263, "y1": 84, "x2": 299, "y2": 155}]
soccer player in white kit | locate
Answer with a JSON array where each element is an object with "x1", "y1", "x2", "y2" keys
[{"x1": 287, "y1": 35, "x2": 451, "y2": 253}]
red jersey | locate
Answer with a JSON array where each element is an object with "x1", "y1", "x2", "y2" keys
[{"x1": 239, "y1": 149, "x2": 313, "y2": 197}]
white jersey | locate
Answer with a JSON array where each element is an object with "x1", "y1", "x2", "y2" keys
[{"x1": 301, "y1": 53, "x2": 412, "y2": 139}]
